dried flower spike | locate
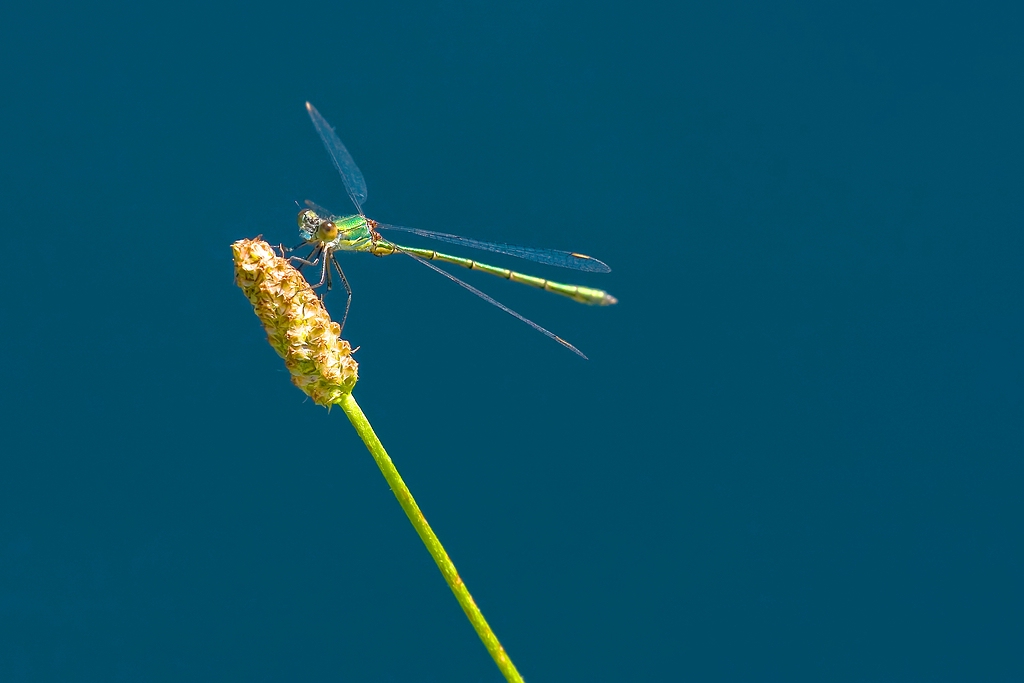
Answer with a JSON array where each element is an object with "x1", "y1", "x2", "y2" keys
[
  {"x1": 231, "y1": 232, "x2": 523, "y2": 682},
  {"x1": 232, "y1": 238, "x2": 357, "y2": 406}
]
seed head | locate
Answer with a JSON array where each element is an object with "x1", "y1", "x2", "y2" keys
[{"x1": 232, "y1": 238, "x2": 358, "y2": 406}]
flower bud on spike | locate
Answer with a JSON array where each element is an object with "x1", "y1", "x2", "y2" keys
[{"x1": 232, "y1": 238, "x2": 357, "y2": 406}]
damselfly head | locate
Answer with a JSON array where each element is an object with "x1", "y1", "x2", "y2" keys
[{"x1": 297, "y1": 208, "x2": 320, "y2": 241}]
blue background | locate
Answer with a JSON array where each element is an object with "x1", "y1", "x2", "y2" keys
[{"x1": 1, "y1": 2, "x2": 1021, "y2": 681}]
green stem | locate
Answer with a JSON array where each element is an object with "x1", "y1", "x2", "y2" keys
[{"x1": 337, "y1": 392, "x2": 524, "y2": 683}]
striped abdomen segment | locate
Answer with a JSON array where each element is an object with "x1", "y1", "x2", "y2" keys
[{"x1": 387, "y1": 244, "x2": 616, "y2": 305}]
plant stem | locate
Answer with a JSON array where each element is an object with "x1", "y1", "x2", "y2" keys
[{"x1": 337, "y1": 392, "x2": 524, "y2": 683}]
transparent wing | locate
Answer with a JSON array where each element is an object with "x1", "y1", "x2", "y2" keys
[
  {"x1": 305, "y1": 102, "x2": 368, "y2": 215},
  {"x1": 399, "y1": 249, "x2": 588, "y2": 359},
  {"x1": 304, "y1": 199, "x2": 337, "y2": 219},
  {"x1": 378, "y1": 223, "x2": 611, "y2": 273}
]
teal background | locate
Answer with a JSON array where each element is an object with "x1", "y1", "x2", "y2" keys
[{"x1": 1, "y1": 1, "x2": 1021, "y2": 681}]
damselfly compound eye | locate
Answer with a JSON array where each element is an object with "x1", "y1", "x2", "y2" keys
[{"x1": 319, "y1": 221, "x2": 338, "y2": 241}]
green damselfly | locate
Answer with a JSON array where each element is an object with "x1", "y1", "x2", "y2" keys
[{"x1": 291, "y1": 102, "x2": 617, "y2": 359}]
